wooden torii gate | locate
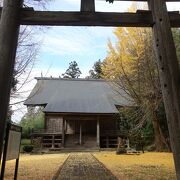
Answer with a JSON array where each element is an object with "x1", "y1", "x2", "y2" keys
[{"x1": 0, "y1": 0, "x2": 179, "y2": 178}]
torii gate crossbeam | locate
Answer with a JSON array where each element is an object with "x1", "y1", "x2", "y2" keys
[{"x1": 0, "y1": 0, "x2": 180, "y2": 179}]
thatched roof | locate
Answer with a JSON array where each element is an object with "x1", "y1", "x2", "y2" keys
[{"x1": 24, "y1": 78, "x2": 134, "y2": 114}]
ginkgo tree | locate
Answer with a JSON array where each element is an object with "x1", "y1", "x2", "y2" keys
[{"x1": 103, "y1": 25, "x2": 170, "y2": 151}]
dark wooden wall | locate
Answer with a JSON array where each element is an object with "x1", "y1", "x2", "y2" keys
[
  {"x1": 45, "y1": 113, "x2": 117, "y2": 134},
  {"x1": 100, "y1": 119, "x2": 117, "y2": 135},
  {"x1": 45, "y1": 114, "x2": 63, "y2": 133}
]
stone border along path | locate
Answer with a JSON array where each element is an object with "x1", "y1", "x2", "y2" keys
[{"x1": 54, "y1": 153, "x2": 118, "y2": 180}]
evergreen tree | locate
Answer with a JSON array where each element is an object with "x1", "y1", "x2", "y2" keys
[
  {"x1": 62, "y1": 61, "x2": 82, "y2": 79},
  {"x1": 88, "y1": 60, "x2": 103, "y2": 79}
]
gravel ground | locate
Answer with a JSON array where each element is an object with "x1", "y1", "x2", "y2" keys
[{"x1": 56, "y1": 153, "x2": 117, "y2": 180}]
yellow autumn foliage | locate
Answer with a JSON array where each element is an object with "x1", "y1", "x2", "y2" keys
[
  {"x1": 4, "y1": 154, "x2": 68, "y2": 180},
  {"x1": 94, "y1": 152, "x2": 176, "y2": 180},
  {"x1": 4, "y1": 152, "x2": 175, "y2": 180},
  {"x1": 103, "y1": 27, "x2": 153, "y2": 80}
]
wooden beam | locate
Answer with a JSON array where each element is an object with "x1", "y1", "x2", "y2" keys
[
  {"x1": 81, "y1": 0, "x2": 95, "y2": 12},
  {"x1": 107, "y1": 0, "x2": 180, "y2": 2},
  {"x1": 18, "y1": 10, "x2": 180, "y2": 27},
  {"x1": 169, "y1": 11, "x2": 180, "y2": 27},
  {"x1": 148, "y1": 0, "x2": 180, "y2": 179},
  {"x1": 110, "y1": 0, "x2": 180, "y2": 1},
  {"x1": 19, "y1": 10, "x2": 152, "y2": 27},
  {"x1": 0, "y1": 0, "x2": 22, "y2": 163},
  {"x1": 0, "y1": 8, "x2": 179, "y2": 27}
]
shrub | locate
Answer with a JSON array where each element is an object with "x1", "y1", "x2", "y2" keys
[
  {"x1": 21, "y1": 139, "x2": 31, "y2": 146},
  {"x1": 23, "y1": 145, "x2": 34, "y2": 153},
  {"x1": 116, "y1": 148, "x2": 127, "y2": 154}
]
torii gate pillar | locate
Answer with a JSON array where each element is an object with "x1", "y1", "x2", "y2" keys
[
  {"x1": 0, "y1": 0, "x2": 22, "y2": 163},
  {"x1": 148, "y1": 0, "x2": 180, "y2": 179}
]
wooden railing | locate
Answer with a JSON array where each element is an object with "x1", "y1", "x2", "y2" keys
[
  {"x1": 30, "y1": 128, "x2": 62, "y2": 135},
  {"x1": 31, "y1": 128, "x2": 47, "y2": 134}
]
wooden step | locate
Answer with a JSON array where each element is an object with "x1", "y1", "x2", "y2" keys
[{"x1": 54, "y1": 139, "x2": 62, "y2": 141}]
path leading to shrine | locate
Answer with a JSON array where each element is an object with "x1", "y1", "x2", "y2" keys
[{"x1": 55, "y1": 153, "x2": 117, "y2": 180}]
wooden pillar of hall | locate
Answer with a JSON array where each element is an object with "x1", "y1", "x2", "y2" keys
[
  {"x1": 148, "y1": 1, "x2": 180, "y2": 179},
  {"x1": 52, "y1": 135, "x2": 55, "y2": 148},
  {"x1": 0, "y1": 0, "x2": 23, "y2": 163},
  {"x1": 97, "y1": 116, "x2": 100, "y2": 148},
  {"x1": 62, "y1": 119, "x2": 65, "y2": 147},
  {"x1": 79, "y1": 122, "x2": 82, "y2": 145}
]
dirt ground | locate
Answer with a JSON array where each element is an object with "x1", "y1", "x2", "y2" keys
[{"x1": 3, "y1": 152, "x2": 175, "y2": 180}]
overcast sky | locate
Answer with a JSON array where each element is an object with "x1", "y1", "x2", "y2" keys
[{"x1": 12, "y1": 0, "x2": 180, "y2": 122}]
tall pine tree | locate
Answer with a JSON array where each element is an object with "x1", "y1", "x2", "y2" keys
[
  {"x1": 62, "y1": 61, "x2": 82, "y2": 79},
  {"x1": 87, "y1": 60, "x2": 103, "y2": 79}
]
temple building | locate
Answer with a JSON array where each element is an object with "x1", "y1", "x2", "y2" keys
[{"x1": 24, "y1": 78, "x2": 133, "y2": 150}]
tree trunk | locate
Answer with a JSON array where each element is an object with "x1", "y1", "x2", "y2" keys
[{"x1": 151, "y1": 109, "x2": 170, "y2": 151}]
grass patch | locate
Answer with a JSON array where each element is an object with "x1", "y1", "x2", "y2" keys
[
  {"x1": 4, "y1": 154, "x2": 68, "y2": 180},
  {"x1": 94, "y1": 152, "x2": 176, "y2": 180}
]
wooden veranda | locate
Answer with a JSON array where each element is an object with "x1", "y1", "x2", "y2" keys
[
  {"x1": 30, "y1": 115, "x2": 123, "y2": 150},
  {"x1": 0, "y1": 0, "x2": 180, "y2": 179}
]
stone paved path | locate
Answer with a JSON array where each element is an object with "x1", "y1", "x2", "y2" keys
[{"x1": 55, "y1": 153, "x2": 117, "y2": 180}]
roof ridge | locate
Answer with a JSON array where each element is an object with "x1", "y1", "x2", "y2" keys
[{"x1": 35, "y1": 77, "x2": 106, "y2": 82}]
